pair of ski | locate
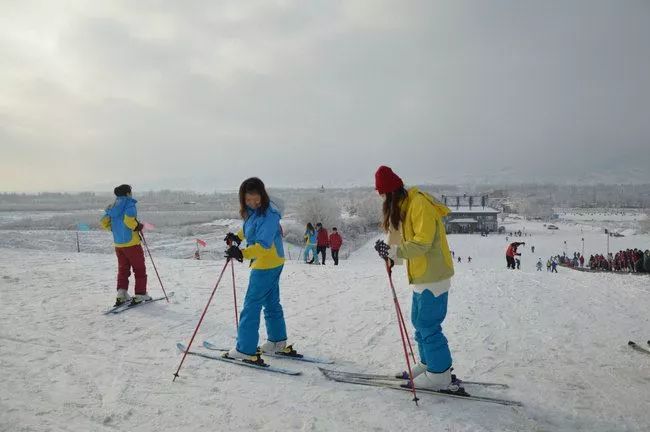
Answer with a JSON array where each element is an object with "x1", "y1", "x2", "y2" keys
[
  {"x1": 628, "y1": 340, "x2": 650, "y2": 355},
  {"x1": 177, "y1": 342, "x2": 520, "y2": 406},
  {"x1": 319, "y1": 368, "x2": 522, "y2": 407},
  {"x1": 176, "y1": 341, "x2": 334, "y2": 376},
  {"x1": 103, "y1": 292, "x2": 174, "y2": 315}
]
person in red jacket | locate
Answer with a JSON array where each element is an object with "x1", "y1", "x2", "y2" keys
[
  {"x1": 505, "y1": 242, "x2": 525, "y2": 269},
  {"x1": 315, "y1": 222, "x2": 329, "y2": 265},
  {"x1": 329, "y1": 227, "x2": 343, "y2": 265}
]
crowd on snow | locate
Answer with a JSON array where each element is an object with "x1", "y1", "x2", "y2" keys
[
  {"x1": 586, "y1": 249, "x2": 650, "y2": 272},
  {"x1": 553, "y1": 249, "x2": 650, "y2": 273}
]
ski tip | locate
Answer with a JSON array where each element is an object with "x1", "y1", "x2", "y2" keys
[
  {"x1": 628, "y1": 340, "x2": 636, "y2": 346},
  {"x1": 647, "y1": 340, "x2": 650, "y2": 346},
  {"x1": 176, "y1": 343, "x2": 186, "y2": 352},
  {"x1": 203, "y1": 340, "x2": 214, "y2": 349}
]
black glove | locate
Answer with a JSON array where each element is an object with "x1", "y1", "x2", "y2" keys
[
  {"x1": 134, "y1": 222, "x2": 144, "y2": 232},
  {"x1": 225, "y1": 245, "x2": 244, "y2": 262},
  {"x1": 224, "y1": 232, "x2": 242, "y2": 246},
  {"x1": 374, "y1": 240, "x2": 394, "y2": 268}
]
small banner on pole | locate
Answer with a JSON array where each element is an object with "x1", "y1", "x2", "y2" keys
[
  {"x1": 143, "y1": 222, "x2": 155, "y2": 231},
  {"x1": 77, "y1": 223, "x2": 90, "y2": 231},
  {"x1": 196, "y1": 239, "x2": 207, "y2": 247}
]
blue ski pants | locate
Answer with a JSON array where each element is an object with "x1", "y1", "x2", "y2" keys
[
  {"x1": 303, "y1": 245, "x2": 317, "y2": 263},
  {"x1": 236, "y1": 265, "x2": 287, "y2": 355},
  {"x1": 411, "y1": 290, "x2": 452, "y2": 373}
]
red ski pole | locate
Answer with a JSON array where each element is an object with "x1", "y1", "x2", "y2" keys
[
  {"x1": 384, "y1": 260, "x2": 419, "y2": 405},
  {"x1": 173, "y1": 258, "x2": 231, "y2": 381},
  {"x1": 394, "y1": 295, "x2": 417, "y2": 365},
  {"x1": 139, "y1": 231, "x2": 169, "y2": 302}
]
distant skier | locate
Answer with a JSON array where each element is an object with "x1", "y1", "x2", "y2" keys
[
  {"x1": 506, "y1": 242, "x2": 525, "y2": 270},
  {"x1": 315, "y1": 223, "x2": 329, "y2": 265},
  {"x1": 372, "y1": 166, "x2": 460, "y2": 393},
  {"x1": 551, "y1": 258, "x2": 558, "y2": 273},
  {"x1": 100, "y1": 184, "x2": 149, "y2": 306},
  {"x1": 223, "y1": 177, "x2": 293, "y2": 363},
  {"x1": 536, "y1": 259, "x2": 543, "y2": 271},
  {"x1": 579, "y1": 255, "x2": 584, "y2": 267},
  {"x1": 546, "y1": 259, "x2": 552, "y2": 272},
  {"x1": 329, "y1": 227, "x2": 343, "y2": 266},
  {"x1": 457, "y1": 256, "x2": 462, "y2": 264},
  {"x1": 467, "y1": 256, "x2": 472, "y2": 263},
  {"x1": 531, "y1": 245, "x2": 535, "y2": 254},
  {"x1": 303, "y1": 223, "x2": 317, "y2": 264}
]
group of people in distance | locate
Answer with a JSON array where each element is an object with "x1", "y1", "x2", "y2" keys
[
  {"x1": 101, "y1": 165, "x2": 462, "y2": 393},
  {"x1": 588, "y1": 249, "x2": 650, "y2": 273},
  {"x1": 536, "y1": 257, "x2": 559, "y2": 272},
  {"x1": 302, "y1": 222, "x2": 343, "y2": 265}
]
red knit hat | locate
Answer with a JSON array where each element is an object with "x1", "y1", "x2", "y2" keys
[{"x1": 374, "y1": 166, "x2": 404, "y2": 194}]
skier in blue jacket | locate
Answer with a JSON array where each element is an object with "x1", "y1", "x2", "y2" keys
[
  {"x1": 100, "y1": 184, "x2": 149, "y2": 306},
  {"x1": 223, "y1": 177, "x2": 294, "y2": 363}
]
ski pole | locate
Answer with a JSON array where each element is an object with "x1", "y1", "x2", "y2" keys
[
  {"x1": 225, "y1": 238, "x2": 239, "y2": 330},
  {"x1": 173, "y1": 258, "x2": 231, "y2": 381},
  {"x1": 139, "y1": 231, "x2": 169, "y2": 302},
  {"x1": 393, "y1": 294, "x2": 417, "y2": 365},
  {"x1": 384, "y1": 260, "x2": 419, "y2": 405},
  {"x1": 231, "y1": 259, "x2": 238, "y2": 330}
]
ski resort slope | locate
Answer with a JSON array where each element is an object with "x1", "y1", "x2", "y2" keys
[{"x1": 1, "y1": 233, "x2": 649, "y2": 431}]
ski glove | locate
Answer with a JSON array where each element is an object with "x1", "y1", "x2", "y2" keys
[
  {"x1": 134, "y1": 222, "x2": 144, "y2": 232},
  {"x1": 224, "y1": 232, "x2": 242, "y2": 246},
  {"x1": 374, "y1": 240, "x2": 396, "y2": 267},
  {"x1": 225, "y1": 245, "x2": 244, "y2": 262}
]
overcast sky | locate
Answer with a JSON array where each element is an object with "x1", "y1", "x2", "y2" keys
[{"x1": 1, "y1": 0, "x2": 649, "y2": 192}]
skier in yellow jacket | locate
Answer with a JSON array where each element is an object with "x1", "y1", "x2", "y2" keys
[{"x1": 373, "y1": 166, "x2": 460, "y2": 393}]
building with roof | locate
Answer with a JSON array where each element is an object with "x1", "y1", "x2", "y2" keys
[{"x1": 441, "y1": 195, "x2": 500, "y2": 234}]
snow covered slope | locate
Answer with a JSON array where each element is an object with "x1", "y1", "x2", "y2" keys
[{"x1": 1, "y1": 225, "x2": 649, "y2": 431}]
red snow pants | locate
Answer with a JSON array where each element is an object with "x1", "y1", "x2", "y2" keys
[{"x1": 115, "y1": 245, "x2": 147, "y2": 294}]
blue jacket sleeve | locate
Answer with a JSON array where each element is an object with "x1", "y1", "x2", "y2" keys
[{"x1": 253, "y1": 211, "x2": 280, "y2": 249}]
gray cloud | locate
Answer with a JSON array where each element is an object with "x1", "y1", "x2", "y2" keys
[{"x1": 1, "y1": 0, "x2": 649, "y2": 192}]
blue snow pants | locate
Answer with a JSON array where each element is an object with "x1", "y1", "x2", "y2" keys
[
  {"x1": 303, "y1": 245, "x2": 317, "y2": 263},
  {"x1": 236, "y1": 265, "x2": 287, "y2": 355},
  {"x1": 411, "y1": 290, "x2": 452, "y2": 373}
]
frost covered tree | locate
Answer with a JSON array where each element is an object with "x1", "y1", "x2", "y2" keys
[
  {"x1": 347, "y1": 194, "x2": 382, "y2": 227},
  {"x1": 640, "y1": 210, "x2": 650, "y2": 234},
  {"x1": 518, "y1": 198, "x2": 554, "y2": 220},
  {"x1": 296, "y1": 195, "x2": 341, "y2": 228}
]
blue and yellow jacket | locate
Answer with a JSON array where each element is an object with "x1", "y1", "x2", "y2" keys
[
  {"x1": 235, "y1": 203, "x2": 285, "y2": 270},
  {"x1": 304, "y1": 229, "x2": 317, "y2": 245},
  {"x1": 100, "y1": 197, "x2": 141, "y2": 248}
]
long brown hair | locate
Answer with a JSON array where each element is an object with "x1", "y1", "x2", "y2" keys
[
  {"x1": 239, "y1": 177, "x2": 270, "y2": 219},
  {"x1": 381, "y1": 187, "x2": 408, "y2": 232}
]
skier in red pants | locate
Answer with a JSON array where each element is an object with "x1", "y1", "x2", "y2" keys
[{"x1": 100, "y1": 184, "x2": 149, "y2": 306}]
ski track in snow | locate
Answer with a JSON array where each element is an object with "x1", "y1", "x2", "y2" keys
[{"x1": 1, "y1": 221, "x2": 649, "y2": 431}]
